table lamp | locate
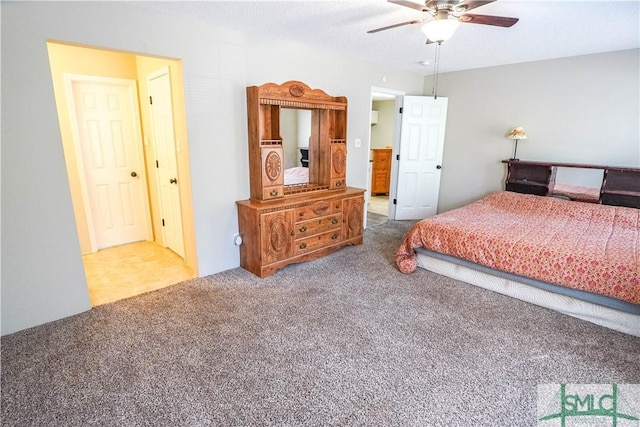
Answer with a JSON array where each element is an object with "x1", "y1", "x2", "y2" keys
[{"x1": 506, "y1": 127, "x2": 527, "y2": 161}]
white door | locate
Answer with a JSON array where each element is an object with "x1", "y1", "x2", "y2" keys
[
  {"x1": 70, "y1": 77, "x2": 151, "y2": 251},
  {"x1": 147, "y1": 68, "x2": 185, "y2": 259},
  {"x1": 394, "y1": 96, "x2": 448, "y2": 220}
]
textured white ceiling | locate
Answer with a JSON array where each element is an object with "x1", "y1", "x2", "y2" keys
[{"x1": 129, "y1": 0, "x2": 640, "y2": 75}]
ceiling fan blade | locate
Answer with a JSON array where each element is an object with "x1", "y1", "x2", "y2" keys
[
  {"x1": 367, "y1": 19, "x2": 424, "y2": 33},
  {"x1": 459, "y1": 1, "x2": 496, "y2": 12},
  {"x1": 459, "y1": 13, "x2": 519, "y2": 27},
  {"x1": 388, "y1": 0, "x2": 428, "y2": 12}
]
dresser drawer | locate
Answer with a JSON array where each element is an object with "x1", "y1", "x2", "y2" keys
[
  {"x1": 294, "y1": 229, "x2": 342, "y2": 255},
  {"x1": 294, "y1": 214, "x2": 342, "y2": 239},
  {"x1": 330, "y1": 178, "x2": 346, "y2": 190},
  {"x1": 262, "y1": 185, "x2": 283, "y2": 200},
  {"x1": 295, "y1": 199, "x2": 342, "y2": 221}
]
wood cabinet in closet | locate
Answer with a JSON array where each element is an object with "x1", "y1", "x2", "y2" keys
[{"x1": 370, "y1": 148, "x2": 392, "y2": 196}]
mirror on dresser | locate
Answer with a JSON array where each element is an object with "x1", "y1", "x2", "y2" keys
[{"x1": 244, "y1": 80, "x2": 348, "y2": 201}]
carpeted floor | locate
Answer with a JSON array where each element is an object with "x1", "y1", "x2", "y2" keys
[
  {"x1": 366, "y1": 211, "x2": 387, "y2": 227},
  {"x1": 2, "y1": 220, "x2": 639, "y2": 426}
]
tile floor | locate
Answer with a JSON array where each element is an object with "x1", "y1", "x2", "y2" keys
[
  {"x1": 368, "y1": 195, "x2": 389, "y2": 216},
  {"x1": 367, "y1": 195, "x2": 389, "y2": 227},
  {"x1": 82, "y1": 241, "x2": 194, "y2": 307}
]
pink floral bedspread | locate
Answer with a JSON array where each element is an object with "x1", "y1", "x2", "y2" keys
[{"x1": 396, "y1": 191, "x2": 640, "y2": 304}]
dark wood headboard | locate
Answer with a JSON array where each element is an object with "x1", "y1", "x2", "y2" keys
[{"x1": 502, "y1": 160, "x2": 640, "y2": 208}]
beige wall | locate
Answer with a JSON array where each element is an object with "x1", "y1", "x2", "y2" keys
[
  {"x1": 430, "y1": 49, "x2": 640, "y2": 212},
  {"x1": 370, "y1": 100, "x2": 395, "y2": 150}
]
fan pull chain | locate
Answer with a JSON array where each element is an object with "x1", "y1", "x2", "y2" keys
[{"x1": 432, "y1": 41, "x2": 442, "y2": 99}]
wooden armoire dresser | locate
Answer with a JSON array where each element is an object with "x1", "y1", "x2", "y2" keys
[{"x1": 236, "y1": 81, "x2": 365, "y2": 278}]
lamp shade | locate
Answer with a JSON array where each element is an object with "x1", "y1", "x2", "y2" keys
[
  {"x1": 506, "y1": 127, "x2": 527, "y2": 140},
  {"x1": 421, "y1": 19, "x2": 460, "y2": 43}
]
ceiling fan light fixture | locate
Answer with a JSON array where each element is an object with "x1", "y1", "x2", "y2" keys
[{"x1": 421, "y1": 18, "x2": 460, "y2": 42}]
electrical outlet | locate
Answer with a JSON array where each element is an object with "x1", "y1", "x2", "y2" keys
[
  {"x1": 354, "y1": 138, "x2": 362, "y2": 148},
  {"x1": 233, "y1": 233, "x2": 243, "y2": 246}
]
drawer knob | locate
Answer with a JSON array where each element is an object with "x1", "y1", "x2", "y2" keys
[
  {"x1": 336, "y1": 181, "x2": 342, "y2": 187},
  {"x1": 299, "y1": 243, "x2": 307, "y2": 249},
  {"x1": 299, "y1": 226, "x2": 308, "y2": 232},
  {"x1": 331, "y1": 218, "x2": 339, "y2": 224},
  {"x1": 331, "y1": 234, "x2": 338, "y2": 240},
  {"x1": 270, "y1": 189, "x2": 278, "y2": 196}
]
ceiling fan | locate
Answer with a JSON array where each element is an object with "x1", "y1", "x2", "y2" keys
[{"x1": 368, "y1": 0, "x2": 519, "y2": 43}]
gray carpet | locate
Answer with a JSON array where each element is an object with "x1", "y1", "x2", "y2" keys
[
  {"x1": 2, "y1": 220, "x2": 639, "y2": 426},
  {"x1": 366, "y1": 211, "x2": 387, "y2": 227}
]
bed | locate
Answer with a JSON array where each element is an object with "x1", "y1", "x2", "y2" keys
[
  {"x1": 396, "y1": 191, "x2": 640, "y2": 336},
  {"x1": 284, "y1": 166, "x2": 309, "y2": 186}
]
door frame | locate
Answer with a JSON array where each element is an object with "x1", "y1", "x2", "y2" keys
[
  {"x1": 64, "y1": 74, "x2": 152, "y2": 253},
  {"x1": 368, "y1": 86, "x2": 405, "y2": 221}
]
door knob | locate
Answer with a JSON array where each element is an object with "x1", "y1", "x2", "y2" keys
[
  {"x1": 170, "y1": 178, "x2": 178, "y2": 184},
  {"x1": 131, "y1": 171, "x2": 138, "y2": 177}
]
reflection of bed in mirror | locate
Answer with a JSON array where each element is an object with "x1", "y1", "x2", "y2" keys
[
  {"x1": 284, "y1": 166, "x2": 309, "y2": 186},
  {"x1": 281, "y1": 108, "x2": 311, "y2": 185}
]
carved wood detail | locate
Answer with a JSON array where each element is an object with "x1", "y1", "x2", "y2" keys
[
  {"x1": 289, "y1": 84, "x2": 305, "y2": 97},
  {"x1": 332, "y1": 147, "x2": 346, "y2": 176},
  {"x1": 345, "y1": 197, "x2": 363, "y2": 240},
  {"x1": 312, "y1": 202, "x2": 330, "y2": 215},
  {"x1": 261, "y1": 210, "x2": 293, "y2": 265},
  {"x1": 258, "y1": 80, "x2": 345, "y2": 104},
  {"x1": 268, "y1": 221, "x2": 287, "y2": 252},
  {"x1": 264, "y1": 151, "x2": 282, "y2": 182}
]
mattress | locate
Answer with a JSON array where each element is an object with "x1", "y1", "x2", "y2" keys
[
  {"x1": 415, "y1": 248, "x2": 640, "y2": 337},
  {"x1": 396, "y1": 191, "x2": 640, "y2": 305}
]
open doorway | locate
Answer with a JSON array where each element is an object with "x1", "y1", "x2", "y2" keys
[
  {"x1": 47, "y1": 41, "x2": 197, "y2": 306},
  {"x1": 367, "y1": 88, "x2": 448, "y2": 225},
  {"x1": 367, "y1": 88, "x2": 403, "y2": 226}
]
